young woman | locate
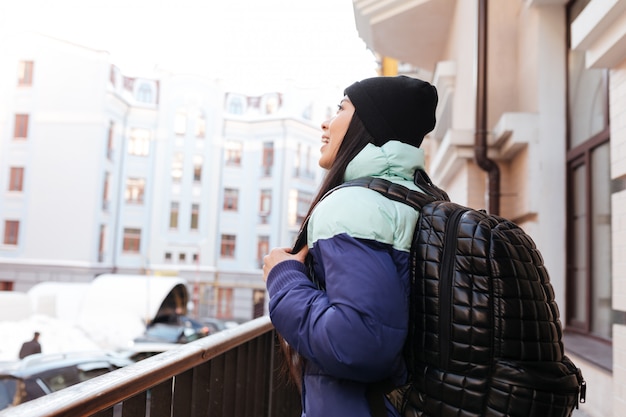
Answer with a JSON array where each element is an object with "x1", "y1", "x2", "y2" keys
[{"x1": 262, "y1": 75, "x2": 438, "y2": 417}]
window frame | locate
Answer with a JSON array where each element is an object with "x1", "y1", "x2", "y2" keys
[
  {"x1": 225, "y1": 141, "x2": 242, "y2": 166},
  {"x1": 261, "y1": 142, "x2": 274, "y2": 176},
  {"x1": 223, "y1": 188, "x2": 239, "y2": 211},
  {"x1": 565, "y1": 0, "x2": 613, "y2": 341},
  {"x1": 124, "y1": 177, "x2": 146, "y2": 204},
  {"x1": 122, "y1": 228, "x2": 141, "y2": 253},
  {"x1": 128, "y1": 128, "x2": 151, "y2": 156},
  {"x1": 169, "y1": 202, "x2": 179, "y2": 229},
  {"x1": 106, "y1": 121, "x2": 115, "y2": 160},
  {"x1": 9, "y1": 167, "x2": 24, "y2": 191},
  {"x1": 190, "y1": 203, "x2": 200, "y2": 231},
  {"x1": 193, "y1": 155, "x2": 203, "y2": 182},
  {"x1": 13, "y1": 114, "x2": 29, "y2": 139},
  {"x1": 17, "y1": 60, "x2": 34, "y2": 86},
  {"x1": 3, "y1": 220, "x2": 20, "y2": 245},
  {"x1": 220, "y1": 234, "x2": 236, "y2": 258},
  {"x1": 565, "y1": 127, "x2": 611, "y2": 337}
]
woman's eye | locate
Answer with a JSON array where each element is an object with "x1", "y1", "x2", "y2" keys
[{"x1": 336, "y1": 104, "x2": 343, "y2": 112}]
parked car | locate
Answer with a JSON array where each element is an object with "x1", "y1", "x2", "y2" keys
[
  {"x1": 0, "y1": 351, "x2": 133, "y2": 410},
  {"x1": 200, "y1": 317, "x2": 228, "y2": 334},
  {"x1": 117, "y1": 341, "x2": 180, "y2": 363},
  {"x1": 133, "y1": 315, "x2": 210, "y2": 345},
  {"x1": 200, "y1": 317, "x2": 245, "y2": 334}
]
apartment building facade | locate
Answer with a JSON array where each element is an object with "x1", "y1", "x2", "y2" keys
[
  {"x1": 0, "y1": 32, "x2": 325, "y2": 322},
  {"x1": 351, "y1": 0, "x2": 625, "y2": 415}
]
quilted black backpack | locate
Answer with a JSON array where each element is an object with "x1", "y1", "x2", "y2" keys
[{"x1": 335, "y1": 171, "x2": 587, "y2": 417}]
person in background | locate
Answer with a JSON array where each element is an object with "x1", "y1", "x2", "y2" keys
[
  {"x1": 19, "y1": 331, "x2": 41, "y2": 359},
  {"x1": 262, "y1": 75, "x2": 438, "y2": 417}
]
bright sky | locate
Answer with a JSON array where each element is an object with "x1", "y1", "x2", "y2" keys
[{"x1": 0, "y1": 0, "x2": 378, "y2": 94}]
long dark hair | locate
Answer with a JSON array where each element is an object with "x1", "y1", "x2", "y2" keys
[
  {"x1": 279, "y1": 111, "x2": 376, "y2": 390},
  {"x1": 292, "y1": 111, "x2": 375, "y2": 251}
]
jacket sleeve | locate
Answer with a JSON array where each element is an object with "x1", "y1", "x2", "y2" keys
[{"x1": 267, "y1": 231, "x2": 409, "y2": 383}]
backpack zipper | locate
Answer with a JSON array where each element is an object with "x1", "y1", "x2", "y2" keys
[{"x1": 439, "y1": 208, "x2": 465, "y2": 368}]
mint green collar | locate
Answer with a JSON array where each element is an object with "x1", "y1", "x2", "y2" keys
[{"x1": 344, "y1": 141, "x2": 425, "y2": 182}]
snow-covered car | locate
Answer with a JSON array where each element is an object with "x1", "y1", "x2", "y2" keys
[
  {"x1": 133, "y1": 315, "x2": 210, "y2": 345},
  {"x1": 0, "y1": 351, "x2": 133, "y2": 410}
]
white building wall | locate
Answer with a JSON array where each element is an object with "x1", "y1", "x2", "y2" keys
[
  {"x1": 0, "y1": 33, "x2": 115, "y2": 285},
  {"x1": 0, "y1": 32, "x2": 328, "y2": 320},
  {"x1": 525, "y1": 4, "x2": 568, "y2": 314},
  {"x1": 146, "y1": 72, "x2": 222, "y2": 276}
]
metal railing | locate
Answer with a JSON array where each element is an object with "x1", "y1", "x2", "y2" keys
[{"x1": 0, "y1": 316, "x2": 301, "y2": 417}]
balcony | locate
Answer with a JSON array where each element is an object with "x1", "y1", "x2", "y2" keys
[{"x1": 0, "y1": 317, "x2": 301, "y2": 417}]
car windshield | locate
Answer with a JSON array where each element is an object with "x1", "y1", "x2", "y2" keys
[{"x1": 145, "y1": 325, "x2": 183, "y2": 342}]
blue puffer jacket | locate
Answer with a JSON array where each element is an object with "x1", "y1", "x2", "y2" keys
[{"x1": 267, "y1": 141, "x2": 426, "y2": 417}]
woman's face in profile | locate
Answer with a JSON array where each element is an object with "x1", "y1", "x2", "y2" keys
[{"x1": 319, "y1": 96, "x2": 355, "y2": 169}]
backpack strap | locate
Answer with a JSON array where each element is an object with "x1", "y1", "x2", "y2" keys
[
  {"x1": 414, "y1": 168, "x2": 450, "y2": 201},
  {"x1": 334, "y1": 175, "x2": 440, "y2": 211}
]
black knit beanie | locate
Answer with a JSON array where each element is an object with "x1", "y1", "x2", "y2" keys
[{"x1": 344, "y1": 75, "x2": 438, "y2": 148}]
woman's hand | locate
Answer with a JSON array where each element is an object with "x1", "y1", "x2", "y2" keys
[{"x1": 263, "y1": 246, "x2": 309, "y2": 282}]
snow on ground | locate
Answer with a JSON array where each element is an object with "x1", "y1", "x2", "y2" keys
[
  {"x1": 0, "y1": 314, "x2": 107, "y2": 361},
  {"x1": 0, "y1": 276, "x2": 185, "y2": 361}
]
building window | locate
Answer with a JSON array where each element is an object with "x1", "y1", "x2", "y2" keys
[
  {"x1": 18, "y1": 60, "x2": 34, "y2": 86},
  {"x1": 297, "y1": 191, "x2": 312, "y2": 224},
  {"x1": 220, "y1": 234, "x2": 236, "y2": 258},
  {"x1": 3, "y1": 220, "x2": 20, "y2": 245},
  {"x1": 262, "y1": 142, "x2": 274, "y2": 176},
  {"x1": 13, "y1": 114, "x2": 29, "y2": 139},
  {"x1": 102, "y1": 173, "x2": 110, "y2": 211},
  {"x1": 8, "y1": 167, "x2": 24, "y2": 191},
  {"x1": 98, "y1": 225, "x2": 106, "y2": 262},
  {"x1": 294, "y1": 142, "x2": 301, "y2": 177},
  {"x1": 253, "y1": 289, "x2": 265, "y2": 318},
  {"x1": 216, "y1": 287, "x2": 234, "y2": 318},
  {"x1": 260, "y1": 190, "x2": 272, "y2": 213},
  {"x1": 136, "y1": 83, "x2": 153, "y2": 103},
  {"x1": 259, "y1": 189, "x2": 271, "y2": 223},
  {"x1": 195, "y1": 111, "x2": 206, "y2": 138},
  {"x1": 293, "y1": 144, "x2": 314, "y2": 180},
  {"x1": 122, "y1": 228, "x2": 141, "y2": 252},
  {"x1": 192, "y1": 253, "x2": 199, "y2": 262},
  {"x1": 179, "y1": 253, "x2": 186, "y2": 262},
  {"x1": 109, "y1": 65, "x2": 116, "y2": 86},
  {"x1": 175, "y1": 110, "x2": 187, "y2": 136},
  {"x1": 263, "y1": 94, "x2": 280, "y2": 114},
  {"x1": 288, "y1": 189, "x2": 312, "y2": 226},
  {"x1": 225, "y1": 141, "x2": 242, "y2": 166},
  {"x1": 257, "y1": 235, "x2": 269, "y2": 268},
  {"x1": 223, "y1": 188, "x2": 239, "y2": 211},
  {"x1": 165, "y1": 252, "x2": 172, "y2": 262},
  {"x1": 172, "y1": 153, "x2": 184, "y2": 182},
  {"x1": 106, "y1": 121, "x2": 114, "y2": 160},
  {"x1": 567, "y1": 139, "x2": 611, "y2": 338},
  {"x1": 566, "y1": 1, "x2": 613, "y2": 340},
  {"x1": 125, "y1": 178, "x2": 145, "y2": 204},
  {"x1": 128, "y1": 128, "x2": 151, "y2": 156},
  {"x1": 190, "y1": 204, "x2": 200, "y2": 230},
  {"x1": 0, "y1": 281, "x2": 14, "y2": 291},
  {"x1": 193, "y1": 155, "x2": 203, "y2": 182},
  {"x1": 227, "y1": 96, "x2": 245, "y2": 115},
  {"x1": 169, "y1": 202, "x2": 179, "y2": 229}
]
